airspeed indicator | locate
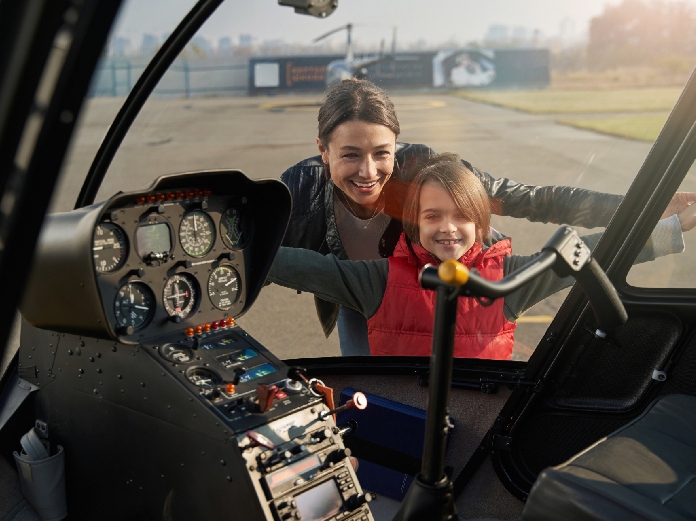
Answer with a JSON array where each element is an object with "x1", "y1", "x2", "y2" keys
[{"x1": 179, "y1": 210, "x2": 214, "y2": 257}]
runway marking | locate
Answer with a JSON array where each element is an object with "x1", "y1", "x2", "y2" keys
[{"x1": 516, "y1": 315, "x2": 554, "y2": 323}]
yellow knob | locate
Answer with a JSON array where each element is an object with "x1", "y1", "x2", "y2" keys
[{"x1": 438, "y1": 260, "x2": 469, "y2": 287}]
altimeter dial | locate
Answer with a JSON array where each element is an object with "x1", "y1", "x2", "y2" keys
[{"x1": 179, "y1": 210, "x2": 214, "y2": 257}]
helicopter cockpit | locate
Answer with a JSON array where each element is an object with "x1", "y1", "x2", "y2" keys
[{"x1": 3, "y1": 1, "x2": 696, "y2": 521}]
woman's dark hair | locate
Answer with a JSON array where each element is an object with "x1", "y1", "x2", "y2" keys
[
  {"x1": 402, "y1": 153, "x2": 491, "y2": 245},
  {"x1": 317, "y1": 79, "x2": 400, "y2": 150}
]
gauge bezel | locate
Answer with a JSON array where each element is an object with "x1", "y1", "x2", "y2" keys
[
  {"x1": 159, "y1": 343, "x2": 195, "y2": 365},
  {"x1": 93, "y1": 222, "x2": 129, "y2": 273},
  {"x1": 162, "y1": 272, "x2": 201, "y2": 319},
  {"x1": 179, "y1": 209, "x2": 215, "y2": 258},
  {"x1": 185, "y1": 366, "x2": 222, "y2": 389},
  {"x1": 113, "y1": 281, "x2": 156, "y2": 332},
  {"x1": 220, "y1": 207, "x2": 253, "y2": 250},
  {"x1": 207, "y1": 264, "x2": 241, "y2": 311},
  {"x1": 134, "y1": 212, "x2": 174, "y2": 261}
]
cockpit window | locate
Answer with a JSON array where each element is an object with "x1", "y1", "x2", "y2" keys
[{"x1": 55, "y1": 0, "x2": 695, "y2": 361}]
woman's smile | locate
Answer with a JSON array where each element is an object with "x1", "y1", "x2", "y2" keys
[{"x1": 318, "y1": 120, "x2": 396, "y2": 217}]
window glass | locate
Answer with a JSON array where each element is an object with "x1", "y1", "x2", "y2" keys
[
  {"x1": 626, "y1": 162, "x2": 696, "y2": 289},
  {"x1": 56, "y1": 0, "x2": 695, "y2": 361}
]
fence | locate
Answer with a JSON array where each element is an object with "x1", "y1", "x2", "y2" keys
[{"x1": 90, "y1": 57, "x2": 249, "y2": 98}]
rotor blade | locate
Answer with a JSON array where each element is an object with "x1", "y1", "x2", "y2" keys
[{"x1": 312, "y1": 24, "x2": 351, "y2": 43}]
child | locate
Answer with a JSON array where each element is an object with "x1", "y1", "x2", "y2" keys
[{"x1": 268, "y1": 154, "x2": 689, "y2": 359}]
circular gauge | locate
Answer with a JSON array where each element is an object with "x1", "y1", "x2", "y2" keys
[
  {"x1": 186, "y1": 367, "x2": 221, "y2": 389},
  {"x1": 113, "y1": 282, "x2": 155, "y2": 332},
  {"x1": 159, "y1": 343, "x2": 195, "y2": 365},
  {"x1": 163, "y1": 273, "x2": 199, "y2": 319},
  {"x1": 220, "y1": 207, "x2": 251, "y2": 249},
  {"x1": 93, "y1": 223, "x2": 128, "y2": 273},
  {"x1": 179, "y1": 210, "x2": 214, "y2": 257},
  {"x1": 208, "y1": 265, "x2": 241, "y2": 311}
]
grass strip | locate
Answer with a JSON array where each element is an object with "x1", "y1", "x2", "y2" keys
[
  {"x1": 453, "y1": 88, "x2": 681, "y2": 114},
  {"x1": 558, "y1": 114, "x2": 669, "y2": 141}
]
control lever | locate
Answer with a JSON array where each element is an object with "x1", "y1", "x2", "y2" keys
[
  {"x1": 245, "y1": 430, "x2": 275, "y2": 451},
  {"x1": 233, "y1": 367, "x2": 246, "y2": 386},
  {"x1": 347, "y1": 492, "x2": 373, "y2": 510},
  {"x1": 256, "y1": 384, "x2": 278, "y2": 413},
  {"x1": 318, "y1": 392, "x2": 367, "y2": 420}
]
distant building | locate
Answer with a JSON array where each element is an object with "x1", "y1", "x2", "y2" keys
[
  {"x1": 218, "y1": 37, "x2": 232, "y2": 55},
  {"x1": 485, "y1": 25, "x2": 509, "y2": 43},
  {"x1": 512, "y1": 26, "x2": 528, "y2": 42},
  {"x1": 239, "y1": 34, "x2": 253, "y2": 48},
  {"x1": 141, "y1": 34, "x2": 159, "y2": 56},
  {"x1": 111, "y1": 37, "x2": 131, "y2": 56}
]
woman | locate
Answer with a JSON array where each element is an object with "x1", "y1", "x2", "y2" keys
[{"x1": 278, "y1": 78, "x2": 670, "y2": 355}]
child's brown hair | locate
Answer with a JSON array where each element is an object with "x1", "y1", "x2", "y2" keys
[{"x1": 402, "y1": 153, "x2": 491, "y2": 246}]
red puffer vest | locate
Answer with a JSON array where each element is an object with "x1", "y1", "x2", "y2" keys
[{"x1": 367, "y1": 233, "x2": 516, "y2": 359}]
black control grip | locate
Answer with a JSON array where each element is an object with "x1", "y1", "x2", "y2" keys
[{"x1": 575, "y1": 257, "x2": 628, "y2": 329}]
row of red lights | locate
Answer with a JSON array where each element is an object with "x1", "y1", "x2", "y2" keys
[
  {"x1": 135, "y1": 188, "x2": 212, "y2": 205},
  {"x1": 185, "y1": 317, "x2": 235, "y2": 337}
]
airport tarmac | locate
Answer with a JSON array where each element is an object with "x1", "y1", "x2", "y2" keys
[{"x1": 51, "y1": 92, "x2": 694, "y2": 361}]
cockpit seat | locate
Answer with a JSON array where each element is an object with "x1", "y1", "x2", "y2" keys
[{"x1": 522, "y1": 394, "x2": 696, "y2": 521}]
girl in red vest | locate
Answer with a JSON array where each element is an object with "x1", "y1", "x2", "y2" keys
[{"x1": 269, "y1": 154, "x2": 692, "y2": 359}]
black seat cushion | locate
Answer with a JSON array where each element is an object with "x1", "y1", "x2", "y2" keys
[{"x1": 523, "y1": 394, "x2": 696, "y2": 521}]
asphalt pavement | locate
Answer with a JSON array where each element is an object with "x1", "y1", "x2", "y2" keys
[{"x1": 51, "y1": 93, "x2": 694, "y2": 360}]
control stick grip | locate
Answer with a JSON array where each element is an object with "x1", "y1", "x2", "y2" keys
[{"x1": 575, "y1": 257, "x2": 628, "y2": 329}]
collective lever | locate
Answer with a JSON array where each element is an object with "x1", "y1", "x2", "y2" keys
[{"x1": 318, "y1": 392, "x2": 367, "y2": 420}]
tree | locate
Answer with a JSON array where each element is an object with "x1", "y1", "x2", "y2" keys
[{"x1": 587, "y1": 0, "x2": 696, "y2": 70}]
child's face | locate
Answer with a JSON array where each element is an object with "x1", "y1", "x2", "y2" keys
[{"x1": 419, "y1": 181, "x2": 477, "y2": 261}]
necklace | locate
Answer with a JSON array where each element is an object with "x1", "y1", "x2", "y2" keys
[{"x1": 338, "y1": 188, "x2": 382, "y2": 229}]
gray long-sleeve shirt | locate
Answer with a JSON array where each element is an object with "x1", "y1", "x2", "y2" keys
[{"x1": 268, "y1": 217, "x2": 685, "y2": 324}]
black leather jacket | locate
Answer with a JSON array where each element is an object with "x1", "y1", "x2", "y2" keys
[{"x1": 280, "y1": 142, "x2": 623, "y2": 336}]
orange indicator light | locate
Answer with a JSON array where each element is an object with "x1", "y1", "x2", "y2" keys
[
  {"x1": 225, "y1": 383, "x2": 235, "y2": 394},
  {"x1": 166, "y1": 192, "x2": 175, "y2": 200},
  {"x1": 194, "y1": 189, "x2": 202, "y2": 198},
  {"x1": 136, "y1": 197, "x2": 145, "y2": 204},
  {"x1": 185, "y1": 190, "x2": 194, "y2": 199},
  {"x1": 203, "y1": 323, "x2": 211, "y2": 333},
  {"x1": 185, "y1": 328, "x2": 194, "y2": 337},
  {"x1": 146, "y1": 194, "x2": 156, "y2": 203},
  {"x1": 226, "y1": 317, "x2": 234, "y2": 326},
  {"x1": 156, "y1": 193, "x2": 165, "y2": 202},
  {"x1": 194, "y1": 325, "x2": 202, "y2": 335}
]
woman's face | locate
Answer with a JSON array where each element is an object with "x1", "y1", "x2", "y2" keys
[
  {"x1": 318, "y1": 120, "x2": 396, "y2": 214},
  {"x1": 418, "y1": 181, "x2": 477, "y2": 261}
]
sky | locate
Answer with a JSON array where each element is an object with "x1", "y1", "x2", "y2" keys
[{"x1": 110, "y1": 0, "x2": 638, "y2": 48}]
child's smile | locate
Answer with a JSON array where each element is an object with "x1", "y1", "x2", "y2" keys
[{"x1": 419, "y1": 181, "x2": 477, "y2": 261}]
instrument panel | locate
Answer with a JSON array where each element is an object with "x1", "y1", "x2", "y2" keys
[
  {"x1": 20, "y1": 170, "x2": 292, "y2": 344},
  {"x1": 94, "y1": 187, "x2": 252, "y2": 341}
]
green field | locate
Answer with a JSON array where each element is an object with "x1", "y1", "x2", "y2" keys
[
  {"x1": 453, "y1": 88, "x2": 681, "y2": 114},
  {"x1": 558, "y1": 114, "x2": 669, "y2": 141}
]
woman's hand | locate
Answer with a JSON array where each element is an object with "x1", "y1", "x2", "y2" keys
[
  {"x1": 677, "y1": 199, "x2": 696, "y2": 232},
  {"x1": 662, "y1": 192, "x2": 696, "y2": 221}
]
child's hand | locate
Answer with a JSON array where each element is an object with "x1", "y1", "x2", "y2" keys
[{"x1": 662, "y1": 192, "x2": 696, "y2": 220}]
